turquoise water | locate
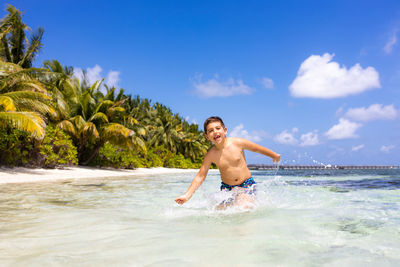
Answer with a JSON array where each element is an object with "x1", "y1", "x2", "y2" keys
[{"x1": 0, "y1": 169, "x2": 400, "y2": 266}]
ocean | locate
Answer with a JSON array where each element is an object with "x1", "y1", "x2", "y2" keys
[{"x1": 0, "y1": 168, "x2": 399, "y2": 266}]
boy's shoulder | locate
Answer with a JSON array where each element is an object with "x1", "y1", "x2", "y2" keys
[{"x1": 227, "y1": 137, "x2": 247, "y2": 145}]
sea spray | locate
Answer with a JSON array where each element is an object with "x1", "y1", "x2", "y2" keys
[{"x1": 167, "y1": 162, "x2": 287, "y2": 217}]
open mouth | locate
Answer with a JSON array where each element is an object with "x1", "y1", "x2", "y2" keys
[{"x1": 214, "y1": 134, "x2": 221, "y2": 141}]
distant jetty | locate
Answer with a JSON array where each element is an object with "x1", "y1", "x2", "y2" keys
[{"x1": 248, "y1": 164, "x2": 399, "y2": 170}]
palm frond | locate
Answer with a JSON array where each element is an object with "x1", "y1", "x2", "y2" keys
[
  {"x1": 101, "y1": 123, "x2": 133, "y2": 147},
  {"x1": 12, "y1": 80, "x2": 47, "y2": 93},
  {"x1": 69, "y1": 115, "x2": 86, "y2": 131},
  {"x1": 0, "y1": 111, "x2": 45, "y2": 139},
  {"x1": 82, "y1": 122, "x2": 99, "y2": 142},
  {"x1": 133, "y1": 135, "x2": 147, "y2": 153},
  {"x1": 0, "y1": 95, "x2": 16, "y2": 111},
  {"x1": 0, "y1": 59, "x2": 22, "y2": 73},
  {"x1": 89, "y1": 112, "x2": 109, "y2": 124},
  {"x1": 95, "y1": 99, "x2": 113, "y2": 114},
  {"x1": 107, "y1": 106, "x2": 125, "y2": 118},
  {"x1": 2, "y1": 90, "x2": 51, "y2": 101},
  {"x1": 127, "y1": 116, "x2": 139, "y2": 126},
  {"x1": 57, "y1": 120, "x2": 76, "y2": 138},
  {"x1": 15, "y1": 98, "x2": 56, "y2": 117},
  {"x1": 19, "y1": 27, "x2": 44, "y2": 68}
]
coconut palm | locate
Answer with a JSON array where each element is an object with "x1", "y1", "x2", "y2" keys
[
  {"x1": 145, "y1": 103, "x2": 183, "y2": 153},
  {"x1": 40, "y1": 60, "x2": 80, "y2": 121},
  {"x1": 123, "y1": 95, "x2": 209, "y2": 161},
  {"x1": 0, "y1": 5, "x2": 44, "y2": 68},
  {"x1": 57, "y1": 79, "x2": 143, "y2": 164},
  {"x1": 0, "y1": 61, "x2": 55, "y2": 139},
  {"x1": 180, "y1": 121, "x2": 210, "y2": 161}
]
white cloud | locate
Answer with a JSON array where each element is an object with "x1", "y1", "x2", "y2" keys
[
  {"x1": 106, "y1": 70, "x2": 120, "y2": 88},
  {"x1": 384, "y1": 29, "x2": 398, "y2": 54},
  {"x1": 299, "y1": 131, "x2": 319, "y2": 146},
  {"x1": 325, "y1": 118, "x2": 362, "y2": 140},
  {"x1": 352, "y1": 144, "x2": 365, "y2": 151},
  {"x1": 274, "y1": 128, "x2": 298, "y2": 145},
  {"x1": 73, "y1": 65, "x2": 120, "y2": 88},
  {"x1": 229, "y1": 124, "x2": 268, "y2": 142},
  {"x1": 274, "y1": 128, "x2": 320, "y2": 146},
  {"x1": 87, "y1": 65, "x2": 103, "y2": 85},
  {"x1": 289, "y1": 53, "x2": 381, "y2": 98},
  {"x1": 185, "y1": 116, "x2": 198, "y2": 125},
  {"x1": 344, "y1": 104, "x2": 398, "y2": 122},
  {"x1": 380, "y1": 145, "x2": 395, "y2": 153},
  {"x1": 261, "y1": 77, "x2": 274, "y2": 89},
  {"x1": 192, "y1": 74, "x2": 253, "y2": 98},
  {"x1": 73, "y1": 67, "x2": 84, "y2": 81}
]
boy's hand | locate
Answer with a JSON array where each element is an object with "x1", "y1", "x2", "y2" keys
[
  {"x1": 273, "y1": 154, "x2": 281, "y2": 163},
  {"x1": 175, "y1": 194, "x2": 190, "y2": 205}
]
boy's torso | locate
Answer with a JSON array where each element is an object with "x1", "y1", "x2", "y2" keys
[{"x1": 209, "y1": 138, "x2": 252, "y2": 186}]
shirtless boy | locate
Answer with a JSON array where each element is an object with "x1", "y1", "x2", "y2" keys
[{"x1": 175, "y1": 116, "x2": 280, "y2": 208}]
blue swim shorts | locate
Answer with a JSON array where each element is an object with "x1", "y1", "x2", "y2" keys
[{"x1": 220, "y1": 177, "x2": 256, "y2": 193}]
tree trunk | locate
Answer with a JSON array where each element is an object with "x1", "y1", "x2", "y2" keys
[{"x1": 81, "y1": 142, "x2": 103, "y2": 166}]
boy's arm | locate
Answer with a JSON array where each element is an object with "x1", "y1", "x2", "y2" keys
[
  {"x1": 175, "y1": 153, "x2": 213, "y2": 205},
  {"x1": 239, "y1": 138, "x2": 281, "y2": 162}
]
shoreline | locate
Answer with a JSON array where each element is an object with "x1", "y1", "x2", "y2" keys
[{"x1": 0, "y1": 166, "x2": 201, "y2": 184}]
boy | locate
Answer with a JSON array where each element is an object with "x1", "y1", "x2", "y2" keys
[{"x1": 175, "y1": 116, "x2": 280, "y2": 208}]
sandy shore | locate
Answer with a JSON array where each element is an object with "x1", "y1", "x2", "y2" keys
[{"x1": 0, "y1": 166, "x2": 200, "y2": 184}]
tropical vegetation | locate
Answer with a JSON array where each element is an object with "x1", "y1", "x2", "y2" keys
[{"x1": 0, "y1": 5, "x2": 211, "y2": 169}]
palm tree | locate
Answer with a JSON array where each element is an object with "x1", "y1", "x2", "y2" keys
[
  {"x1": 57, "y1": 79, "x2": 141, "y2": 165},
  {"x1": 180, "y1": 120, "x2": 210, "y2": 161},
  {"x1": 145, "y1": 103, "x2": 183, "y2": 153},
  {"x1": 0, "y1": 60, "x2": 54, "y2": 139},
  {"x1": 0, "y1": 5, "x2": 44, "y2": 68},
  {"x1": 123, "y1": 95, "x2": 209, "y2": 162},
  {"x1": 40, "y1": 60, "x2": 79, "y2": 121}
]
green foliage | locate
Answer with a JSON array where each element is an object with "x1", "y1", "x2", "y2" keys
[
  {"x1": 0, "y1": 5, "x2": 44, "y2": 68},
  {"x1": 0, "y1": 125, "x2": 78, "y2": 167},
  {"x1": 39, "y1": 125, "x2": 78, "y2": 168},
  {"x1": 0, "y1": 128, "x2": 34, "y2": 166},
  {"x1": 93, "y1": 143, "x2": 138, "y2": 168},
  {"x1": 165, "y1": 153, "x2": 197, "y2": 169},
  {"x1": 93, "y1": 144, "x2": 204, "y2": 169}
]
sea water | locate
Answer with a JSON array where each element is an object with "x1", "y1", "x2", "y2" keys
[{"x1": 0, "y1": 169, "x2": 400, "y2": 266}]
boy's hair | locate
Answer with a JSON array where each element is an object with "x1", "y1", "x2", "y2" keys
[{"x1": 203, "y1": 116, "x2": 225, "y2": 133}]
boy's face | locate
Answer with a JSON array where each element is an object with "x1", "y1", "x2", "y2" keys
[{"x1": 205, "y1": 121, "x2": 227, "y2": 144}]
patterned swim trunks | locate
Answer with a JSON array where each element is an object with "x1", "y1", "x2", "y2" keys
[{"x1": 220, "y1": 177, "x2": 256, "y2": 193}]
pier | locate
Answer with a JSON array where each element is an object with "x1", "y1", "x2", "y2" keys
[{"x1": 247, "y1": 164, "x2": 399, "y2": 170}]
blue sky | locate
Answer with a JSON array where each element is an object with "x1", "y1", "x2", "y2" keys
[{"x1": 4, "y1": 0, "x2": 400, "y2": 165}]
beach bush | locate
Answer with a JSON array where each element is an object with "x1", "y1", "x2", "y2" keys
[
  {"x1": 0, "y1": 127, "x2": 205, "y2": 169},
  {"x1": 148, "y1": 146, "x2": 173, "y2": 167},
  {"x1": 92, "y1": 144, "x2": 203, "y2": 169},
  {"x1": 0, "y1": 129, "x2": 34, "y2": 166},
  {"x1": 165, "y1": 153, "x2": 200, "y2": 169},
  {"x1": 148, "y1": 146, "x2": 200, "y2": 168},
  {"x1": 39, "y1": 125, "x2": 78, "y2": 168},
  {"x1": 94, "y1": 143, "x2": 138, "y2": 168},
  {"x1": 0, "y1": 126, "x2": 78, "y2": 167}
]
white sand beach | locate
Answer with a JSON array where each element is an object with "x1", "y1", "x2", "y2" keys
[{"x1": 0, "y1": 166, "x2": 200, "y2": 184}]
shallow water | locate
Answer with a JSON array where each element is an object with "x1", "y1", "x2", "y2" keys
[{"x1": 1, "y1": 169, "x2": 400, "y2": 266}]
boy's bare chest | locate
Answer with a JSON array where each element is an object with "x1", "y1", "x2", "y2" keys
[{"x1": 213, "y1": 147, "x2": 244, "y2": 168}]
